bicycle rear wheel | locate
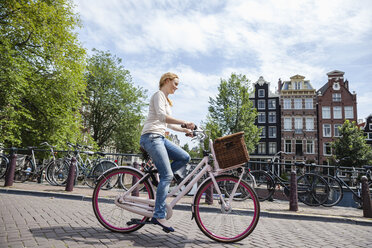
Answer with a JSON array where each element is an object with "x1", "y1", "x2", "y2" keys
[
  {"x1": 193, "y1": 175, "x2": 260, "y2": 243},
  {"x1": 92, "y1": 167, "x2": 154, "y2": 233},
  {"x1": 322, "y1": 175, "x2": 343, "y2": 207},
  {"x1": 14, "y1": 158, "x2": 34, "y2": 182},
  {"x1": 250, "y1": 170, "x2": 275, "y2": 201},
  {"x1": 297, "y1": 173, "x2": 329, "y2": 206}
]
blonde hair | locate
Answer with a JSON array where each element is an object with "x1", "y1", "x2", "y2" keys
[{"x1": 159, "y1": 72, "x2": 178, "y2": 106}]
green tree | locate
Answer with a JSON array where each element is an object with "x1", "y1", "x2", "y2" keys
[
  {"x1": 206, "y1": 73, "x2": 260, "y2": 153},
  {"x1": 0, "y1": 0, "x2": 87, "y2": 148},
  {"x1": 83, "y1": 49, "x2": 147, "y2": 152},
  {"x1": 332, "y1": 120, "x2": 372, "y2": 167}
]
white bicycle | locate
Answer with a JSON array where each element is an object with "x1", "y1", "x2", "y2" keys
[{"x1": 92, "y1": 128, "x2": 260, "y2": 243}]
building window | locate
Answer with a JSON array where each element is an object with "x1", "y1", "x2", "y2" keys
[
  {"x1": 294, "y1": 81, "x2": 301, "y2": 90},
  {"x1": 324, "y1": 143, "x2": 332, "y2": 156},
  {"x1": 368, "y1": 133, "x2": 372, "y2": 140},
  {"x1": 332, "y1": 93, "x2": 341, "y2": 102},
  {"x1": 295, "y1": 140, "x2": 303, "y2": 156},
  {"x1": 370, "y1": 123, "x2": 372, "y2": 130},
  {"x1": 268, "y1": 99, "x2": 276, "y2": 109},
  {"x1": 260, "y1": 126, "x2": 266, "y2": 138},
  {"x1": 283, "y1": 99, "x2": 291, "y2": 109},
  {"x1": 306, "y1": 140, "x2": 314, "y2": 154},
  {"x1": 258, "y1": 142, "x2": 266, "y2": 154},
  {"x1": 258, "y1": 89, "x2": 265, "y2": 98},
  {"x1": 306, "y1": 117, "x2": 314, "y2": 131},
  {"x1": 323, "y1": 124, "x2": 331, "y2": 137},
  {"x1": 258, "y1": 100, "x2": 265, "y2": 110},
  {"x1": 334, "y1": 124, "x2": 342, "y2": 137},
  {"x1": 345, "y1": 106, "x2": 354, "y2": 119},
  {"x1": 294, "y1": 98, "x2": 302, "y2": 109},
  {"x1": 269, "y1": 142, "x2": 277, "y2": 154},
  {"x1": 284, "y1": 117, "x2": 291, "y2": 130},
  {"x1": 258, "y1": 112, "x2": 266, "y2": 123},
  {"x1": 305, "y1": 98, "x2": 313, "y2": 109},
  {"x1": 268, "y1": 127, "x2": 276, "y2": 138},
  {"x1": 322, "y1": 106, "x2": 331, "y2": 119},
  {"x1": 295, "y1": 117, "x2": 303, "y2": 133},
  {"x1": 285, "y1": 140, "x2": 292, "y2": 153},
  {"x1": 268, "y1": 112, "x2": 276, "y2": 123},
  {"x1": 333, "y1": 106, "x2": 342, "y2": 119}
]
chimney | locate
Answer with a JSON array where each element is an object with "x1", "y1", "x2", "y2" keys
[{"x1": 278, "y1": 78, "x2": 282, "y2": 93}]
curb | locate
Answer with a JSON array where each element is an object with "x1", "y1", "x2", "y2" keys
[{"x1": 1, "y1": 187, "x2": 372, "y2": 226}]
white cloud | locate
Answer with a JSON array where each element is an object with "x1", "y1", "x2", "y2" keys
[{"x1": 75, "y1": 0, "x2": 372, "y2": 145}]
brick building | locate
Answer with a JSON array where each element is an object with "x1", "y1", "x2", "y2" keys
[
  {"x1": 250, "y1": 76, "x2": 281, "y2": 161},
  {"x1": 278, "y1": 75, "x2": 318, "y2": 164},
  {"x1": 363, "y1": 115, "x2": 372, "y2": 148},
  {"x1": 317, "y1": 70, "x2": 357, "y2": 164}
]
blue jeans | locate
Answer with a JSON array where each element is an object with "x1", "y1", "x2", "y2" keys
[{"x1": 140, "y1": 133, "x2": 190, "y2": 219}]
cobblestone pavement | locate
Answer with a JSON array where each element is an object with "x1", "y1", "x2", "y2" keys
[{"x1": 1, "y1": 192, "x2": 372, "y2": 248}]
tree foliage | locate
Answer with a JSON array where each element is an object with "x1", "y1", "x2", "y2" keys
[
  {"x1": 332, "y1": 120, "x2": 372, "y2": 167},
  {"x1": 83, "y1": 49, "x2": 147, "y2": 152},
  {"x1": 0, "y1": 0, "x2": 87, "y2": 148},
  {"x1": 206, "y1": 73, "x2": 260, "y2": 153}
]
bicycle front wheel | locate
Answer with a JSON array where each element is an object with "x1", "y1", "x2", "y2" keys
[
  {"x1": 193, "y1": 175, "x2": 260, "y2": 243},
  {"x1": 297, "y1": 173, "x2": 329, "y2": 206},
  {"x1": 0, "y1": 155, "x2": 9, "y2": 179},
  {"x1": 92, "y1": 167, "x2": 154, "y2": 233}
]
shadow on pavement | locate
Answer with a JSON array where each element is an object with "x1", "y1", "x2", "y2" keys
[{"x1": 29, "y1": 225, "x2": 218, "y2": 247}]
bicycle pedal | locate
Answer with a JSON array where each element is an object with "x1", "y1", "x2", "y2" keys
[{"x1": 127, "y1": 218, "x2": 152, "y2": 225}]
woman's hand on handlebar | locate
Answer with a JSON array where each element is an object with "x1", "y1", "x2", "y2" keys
[{"x1": 181, "y1": 122, "x2": 196, "y2": 130}]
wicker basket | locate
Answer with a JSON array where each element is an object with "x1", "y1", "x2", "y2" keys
[{"x1": 213, "y1": 132, "x2": 250, "y2": 169}]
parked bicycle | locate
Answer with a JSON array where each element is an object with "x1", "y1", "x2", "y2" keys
[
  {"x1": 322, "y1": 159, "x2": 372, "y2": 207},
  {"x1": 250, "y1": 151, "x2": 330, "y2": 206},
  {"x1": 92, "y1": 127, "x2": 260, "y2": 243},
  {"x1": 51, "y1": 143, "x2": 118, "y2": 188},
  {"x1": 0, "y1": 154, "x2": 9, "y2": 179}
]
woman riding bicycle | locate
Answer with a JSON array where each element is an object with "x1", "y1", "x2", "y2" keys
[{"x1": 139, "y1": 72, "x2": 195, "y2": 232}]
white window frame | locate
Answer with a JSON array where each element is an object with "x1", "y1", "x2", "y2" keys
[
  {"x1": 294, "y1": 98, "x2": 302, "y2": 109},
  {"x1": 269, "y1": 142, "x2": 277, "y2": 154},
  {"x1": 332, "y1": 93, "x2": 341, "y2": 102},
  {"x1": 283, "y1": 99, "x2": 291, "y2": 109},
  {"x1": 258, "y1": 89, "x2": 265, "y2": 98},
  {"x1": 295, "y1": 117, "x2": 303, "y2": 131},
  {"x1": 285, "y1": 140, "x2": 292, "y2": 153},
  {"x1": 268, "y1": 112, "x2": 276, "y2": 123},
  {"x1": 345, "y1": 106, "x2": 354, "y2": 119},
  {"x1": 260, "y1": 126, "x2": 266, "y2": 138},
  {"x1": 305, "y1": 98, "x2": 313, "y2": 109},
  {"x1": 284, "y1": 117, "x2": 292, "y2": 130},
  {"x1": 268, "y1": 126, "x2": 276, "y2": 138},
  {"x1": 268, "y1": 99, "x2": 276, "y2": 109},
  {"x1": 369, "y1": 123, "x2": 372, "y2": 130},
  {"x1": 258, "y1": 100, "x2": 265, "y2": 110},
  {"x1": 333, "y1": 106, "x2": 342, "y2": 119},
  {"x1": 294, "y1": 82, "x2": 301, "y2": 90},
  {"x1": 305, "y1": 117, "x2": 314, "y2": 131},
  {"x1": 322, "y1": 106, "x2": 331, "y2": 119},
  {"x1": 306, "y1": 140, "x2": 314, "y2": 154},
  {"x1": 324, "y1": 142, "x2": 332, "y2": 156},
  {"x1": 334, "y1": 124, "x2": 342, "y2": 137},
  {"x1": 323, "y1": 124, "x2": 331, "y2": 137},
  {"x1": 258, "y1": 112, "x2": 266, "y2": 123},
  {"x1": 258, "y1": 142, "x2": 266, "y2": 154},
  {"x1": 368, "y1": 133, "x2": 372, "y2": 140}
]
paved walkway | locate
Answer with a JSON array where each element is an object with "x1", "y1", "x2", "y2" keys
[
  {"x1": 1, "y1": 189, "x2": 372, "y2": 247},
  {"x1": 1, "y1": 181, "x2": 371, "y2": 226}
]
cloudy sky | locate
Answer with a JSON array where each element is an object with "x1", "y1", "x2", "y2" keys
[{"x1": 74, "y1": 0, "x2": 372, "y2": 146}]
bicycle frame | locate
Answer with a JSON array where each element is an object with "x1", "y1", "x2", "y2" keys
[
  {"x1": 333, "y1": 167, "x2": 366, "y2": 201},
  {"x1": 115, "y1": 138, "x2": 246, "y2": 220}
]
